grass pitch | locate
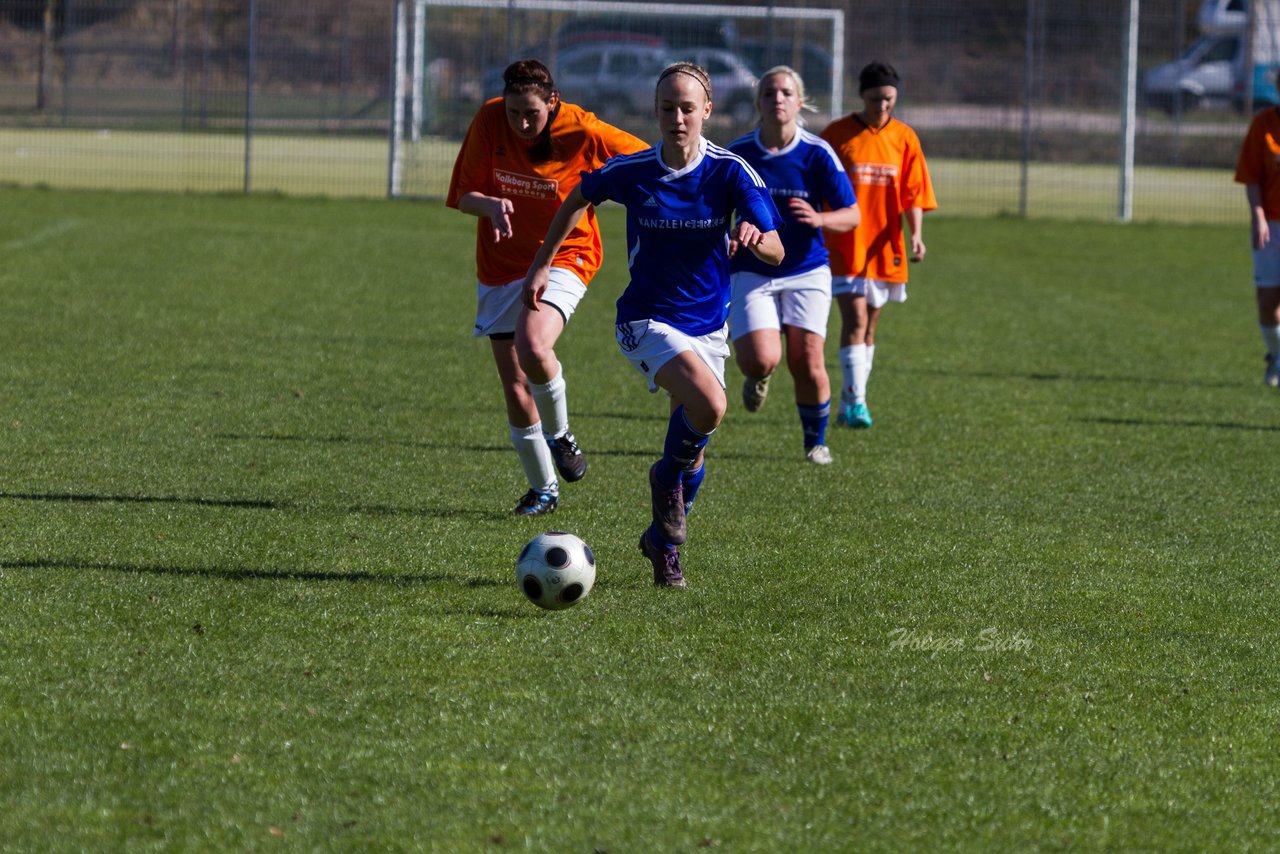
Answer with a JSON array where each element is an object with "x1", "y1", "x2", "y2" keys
[
  {"x1": 1, "y1": 187, "x2": 1277, "y2": 850},
  {"x1": 0, "y1": 127, "x2": 1250, "y2": 225}
]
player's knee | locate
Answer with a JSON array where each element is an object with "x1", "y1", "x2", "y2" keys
[
  {"x1": 705, "y1": 393, "x2": 728, "y2": 428},
  {"x1": 683, "y1": 394, "x2": 726, "y2": 433},
  {"x1": 516, "y1": 337, "x2": 555, "y2": 376},
  {"x1": 800, "y1": 360, "x2": 827, "y2": 389},
  {"x1": 738, "y1": 352, "x2": 777, "y2": 379}
]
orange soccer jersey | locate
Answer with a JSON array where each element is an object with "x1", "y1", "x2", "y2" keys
[
  {"x1": 446, "y1": 99, "x2": 647, "y2": 287},
  {"x1": 1235, "y1": 106, "x2": 1280, "y2": 220},
  {"x1": 819, "y1": 115, "x2": 937, "y2": 284}
]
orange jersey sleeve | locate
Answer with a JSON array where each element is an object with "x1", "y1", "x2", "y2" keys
[
  {"x1": 446, "y1": 99, "x2": 647, "y2": 287},
  {"x1": 819, "y1": 116, "x2": 937, "y2": 283},
  {"x1": 1235, "y1": 107, "x2": 1280, "y2": 220}
]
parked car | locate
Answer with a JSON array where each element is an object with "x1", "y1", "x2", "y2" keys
[
  {"x1": 738, "y1": 39, "x2": 834, "y2": 96},
  {"x1": 556, "y1": 15, "x2": 736, "y2": 51},
  {"x1": 1197, "y1": 0, "x2": 1248, "y2": 34},
  {"x1": 1144, "y1": 0, "x2": 1280, "y2": 113},
  {"x1": 1143, "y1": 25, "x2": 1280, "y2": 112},
  {"x1": 553, "y1": 41, "x2": 671, "y2": 119},
  {"x1": 1142, "y1": 33, "x2": 1243, "y2": 112},
  {"x1": 664, "y1": 47, "x2": 759, "y2": 123},
  {"x1": 484, "y1": 42, "x2": 758, "y2": 125},
  {"x1": 480, "y1": 41, "x2": 667, "y2": 116}
]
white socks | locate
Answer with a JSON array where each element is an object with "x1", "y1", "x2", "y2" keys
[
  {"x1": 1261, "y1": 323, "x2": 1280, "y2": 359},
  {"x1": 509, "y1": 422, "x2": 557, "y2": 494},
  {"x1": 839, "y1": 344, "x2": 875, "y2": 405},
  {"x1": 528, "y1": 362, "x2": 569, "y2": 440}
]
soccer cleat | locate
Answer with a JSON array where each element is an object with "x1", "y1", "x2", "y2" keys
[
  {"x1": 513, "y1": 489, "x2": 558, "y2": 516},
  {"x1": 742, "y1": 374, "x2": 772, "y2": 412},
  {"x1": 805, "y1": 444, "x2": 834, "y2": 465},
  {"x1": 639, "y1": 531, "x2": 687, "y2": 588},
  {"x1": 836, "y1": 395, "x2": 855, "y2": 427},
  {"x1": 850, "y1": 402, "x2": 873, "y2": 429},
  {"x1": 1266, "y1": 354, "x2": 1280, "y2": 389},
  {"x1": 546, "y1": 431, "x2": 587, "y2": 482},
  {"x1": 649, "y1": 462, "x2": 686, "y2": 545}
]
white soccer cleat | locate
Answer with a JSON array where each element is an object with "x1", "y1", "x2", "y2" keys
[
  {"x1": 805, "y1": 444, "x2": 834, "y2": 465},
  {"x1": 1266, "y1": 354, "x2": 1280, "y2": 389},
  {"x1": 742, "y1": 374, "x2": 771, "y2": 412}
]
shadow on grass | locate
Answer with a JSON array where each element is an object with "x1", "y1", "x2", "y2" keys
[
  {"x1": 214, "y1": 432, "x2": 758, "y2": 461},
  {"x1": 0, "y1": 491, "x2": 509, "y2": 520},
  {"x1": 2, "y1": 557, "x2": 510, "y2": 588},
  {"x1": 1079, "y1": 416, "x2": 1280, "y2": 432},
  {"x1": 899, "y1": 367, "x2": 1246, "y2": 389}
]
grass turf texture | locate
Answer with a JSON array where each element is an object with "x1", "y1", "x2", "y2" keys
[
  {"x1": 2, "y1": 187, "x2": 1278, "y2": 850},
  {"x1": 0, "y1": 127, "x2": 1252, "y2": 225}
]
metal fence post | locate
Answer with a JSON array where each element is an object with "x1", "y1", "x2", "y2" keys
[
  {"x1": 1020, "y1": 0, "x2": 1034, "y2": 218},
  {"x1": 1119, "y1": 0, "x2": 1139, "y2": 223},
  {"x1": 388, "y1": 0, "x2": 407, "y2": 197},
  {"x1": 244, "y1": 0, "x2": 258, "y2": 195}
]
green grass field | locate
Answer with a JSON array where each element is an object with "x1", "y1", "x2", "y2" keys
[
  {"x1": 0, "y1": 127, "x2": 1250, "y2": 225},
  {"x1": 2, "y1": 187, "x2": 1277, "y2": 850}
]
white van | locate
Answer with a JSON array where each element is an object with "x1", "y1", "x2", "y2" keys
[
  {"x1": 1141, "y1": 33, "x2": 1244, "y2": 112},
  {"x1": 1197, "y1": 0, "x2": 1247, "y2": 34},
  {"x1": 1143, "y1": 0, "x2": 1280, "y2": 112}
]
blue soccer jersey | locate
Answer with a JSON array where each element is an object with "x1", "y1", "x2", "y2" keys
[
  {"x1": 726, "y1": 128, "x2": 858, "y2": 279},
  {"x1": 579, "y1": 137, "x2": 783, "y2": 336}
]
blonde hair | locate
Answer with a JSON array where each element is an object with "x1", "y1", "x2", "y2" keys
[
  {"x1": 756, "y1": 65, "x2": 819, "y2": 126},
  {"x1": 656, "y1": 62, "x2": 713, "y2": 103}
]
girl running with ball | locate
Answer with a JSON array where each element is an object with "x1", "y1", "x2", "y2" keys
[{"x1": 524, "y1": 62, "x2": 784, "y2": 588}]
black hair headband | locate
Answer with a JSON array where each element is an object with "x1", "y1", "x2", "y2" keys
[
  {"x1": 506, "y1": 75, "x2": 555, "y2": 91},
  {"x1": 859, "y1": 68, "x2": 900, "y2": 92},
  {"x1": 657, "y1": 66, "x2": 711, "y2": 101}
]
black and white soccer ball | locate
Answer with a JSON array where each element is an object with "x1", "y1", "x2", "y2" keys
[{"x1": 516, "y1": 531, "x2": 596, "y2": 610}]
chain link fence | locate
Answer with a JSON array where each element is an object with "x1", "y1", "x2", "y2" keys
[{"x1": 0, "y1": 0, "x2": 1251, "y2": 223}]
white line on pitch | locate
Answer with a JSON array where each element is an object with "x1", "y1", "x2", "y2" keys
[{"x1": 2, "y1": 219, "x2": 80, "y2": 251}]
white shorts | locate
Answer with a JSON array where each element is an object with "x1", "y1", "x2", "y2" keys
[
  {"x1": 615, "y1": 319, "x2": 730, "y2": 393},
  {"x1": 473, "y1": 267, "x2": 587, "y2": 337},
  {"x1": 832, "y1": 276, "x2": 907, "y2": 309},
  {"x1": 729, "y1": 266, "x2": 833, "y2": 339},
  {"x1": 1254, "y1": 221, "x2": 1280, "y2": 287}
]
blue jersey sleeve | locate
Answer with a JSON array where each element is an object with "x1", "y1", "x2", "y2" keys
[
  {"x1": 578, "y1": 166, "x2": 612, "y2": 207},
  {"x1": 733, "y1": 174, "x2": 784, "y2": 233},
  {"x1": 821, "y1": 153, "x2": 858, "y2": 212}
]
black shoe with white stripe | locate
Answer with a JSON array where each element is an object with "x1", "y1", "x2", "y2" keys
[
  {"x1": 547, "y1": 431, "x2": 587, "y2": 482},
  {"x1": 514, "y1": 489, "x2": 558, "y2": 516}
]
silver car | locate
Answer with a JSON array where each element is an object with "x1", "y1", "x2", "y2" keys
[
  {"x1": 553, "y1": 42, "x2": 671, "y2": 120},
  {"x1": 665, "y1": 47, "x2": 759, "y2": 124},
  {"x1": 487, "y1": 41, "x2": 759, "y2": 126}
]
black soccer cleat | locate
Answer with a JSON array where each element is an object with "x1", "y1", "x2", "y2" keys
[
  {"x1": 546, "y1": 431, "x2": 587, "y2": 482},
  {"x1": 648, "y1": 461, "x2": 686, "y2": 545},
  {"x1": 639, "y1": 531, "x2": 687, "y2": 589},
  {"x1": 513, "y1": 489, "x2": 558, "y2": 516}
]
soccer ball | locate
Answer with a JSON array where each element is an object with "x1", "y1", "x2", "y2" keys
[{"x1": 516, "y1": 531, "x2": 596, "y2": 610}]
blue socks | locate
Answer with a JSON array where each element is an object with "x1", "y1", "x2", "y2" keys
[
  {"x1": 649, "y1": 407, "x2": 712, "y2": 551},
  {"x1": 798, "y1": 399, "x2": 830, "y2": 449},
  {"x1": 682, "y1": 462, "x2": 705, "y2": 513},
  {"x1": 654, "y1": 406, "x2": 711, "y2": 486}
]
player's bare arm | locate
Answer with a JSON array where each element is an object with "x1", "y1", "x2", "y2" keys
[
  {"x1": 907, "y1": 206, "x2": 926, "y2": 262},
  {"x1": 522, "y1": 186, "x2": 592, "y2": 310},
  {"x1": 1247, "y1": 184, "x2": 1271, "y2": 250},
  {"x1": 734, "y1": 220, "x2": 784, "y2": 267},
  {"x1": 790, "y1": 197, "x2": 859, "y2": 233},
  {"x1": 457, "y1": 191, "x2": 514, "y2": 243}
]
